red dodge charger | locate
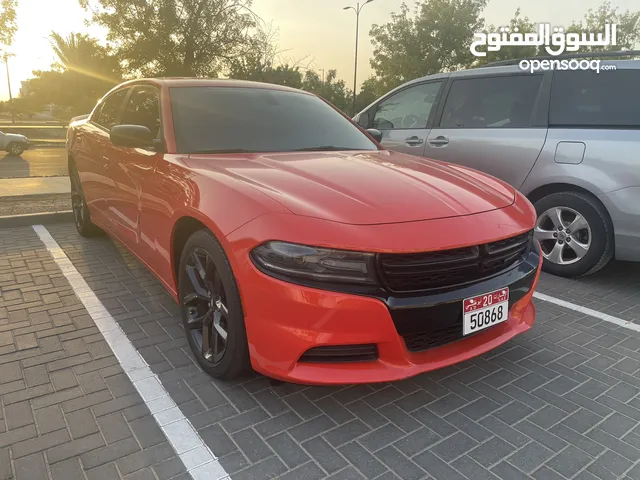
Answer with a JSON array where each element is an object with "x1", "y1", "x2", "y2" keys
[{"x1": 67, "y1": 78, "x2": 542, "y2": 385}]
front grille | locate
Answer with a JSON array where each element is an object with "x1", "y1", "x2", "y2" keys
[
  {"x1": 298, "y1": 344, "x2": 379, "y2": 363},
  {"x1": 378, "y1": 231, "x2": 533, "y2": 293},
  {"x1": 390, "y1": 266, "x2": 536, "y2": 353}
]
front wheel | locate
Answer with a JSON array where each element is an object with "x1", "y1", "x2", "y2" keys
[
  {"x1": 8, "y1": 143, "x2": 24, "y2": 156},
  {"x1": 178, "y1": 229, "x2": 251, "y2": 380},
  {"x1": 533, "y1": 191, "x2": 613, "y2": 277}
]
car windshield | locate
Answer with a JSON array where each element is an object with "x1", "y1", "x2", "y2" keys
[{"x1": 169, "y1": 86, "x2": 378, "y2": 154}]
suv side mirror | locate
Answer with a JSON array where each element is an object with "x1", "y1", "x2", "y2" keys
[
  {"x1": 110, "y1": 125, "x2": 154, "y2": 148},
  {"x1": 366, "y1": 128, "x2": 383, "y2": 143}
]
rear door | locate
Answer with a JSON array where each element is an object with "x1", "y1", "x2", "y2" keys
[
  {"x1": 76, "y1": 88, "x2": 130, "y2": 226},
  {"x1": 424, "y1": 72, "x2": 550, "y2": 188},
  {"x1": 367, "y1": 81, "x2": 445, "y2": 156}
]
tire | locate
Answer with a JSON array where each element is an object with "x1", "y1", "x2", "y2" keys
[
  {"x1": 533, "y1": 191, "x2": 613, "y2": 277},
  {"x1": 8, "y1": 143, "x2": 24, "y2": 156},
  {"x1": 69, "y1": 163, "x2": 102, "y2": 237},
  {"x1": 178, "y1": 229, "x2": 251, "y2": 380}
]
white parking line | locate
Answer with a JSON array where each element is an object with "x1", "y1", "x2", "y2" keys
[
  {"x1": 32, "y1": 225, "x2": 230, "y2": 480},
  {"x1": 534, "y1": 291, "x2": 640, "y2": 333}
]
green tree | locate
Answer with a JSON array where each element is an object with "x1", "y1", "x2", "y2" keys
[
  {"x1": 355, "y1": 77, "x2": 386, "y2": 112},
  {"x1": 566, "y1": 1, "x2": 640, "y2": 52},
  {"x1": 79, "y1": 0, "x2": 258, "y2": 77},
  {"x1": 0, "y1": 0, "x2": 18, "y2": 55},
  {"x1": 369, "y1": 0, "x2": 487, "y2": 91},
  {"x1": 17, "y1": 33, "x2": 122, "y2": 120},
  {"x1": 227, "y1": 23, "x2": 304, "y2": 88},
  {"x1": 302, "y1": 69, "x2": 352, "y2": 113}
]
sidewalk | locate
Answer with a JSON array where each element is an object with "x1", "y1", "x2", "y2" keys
[{"x1": 0, "y1": 177, "x2": 70, "y2": 197}]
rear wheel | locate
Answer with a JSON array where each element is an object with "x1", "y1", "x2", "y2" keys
[
  {"x1": 8, "y1": 143, "x2": 24, "y2": 156},
  {"x1": 178, "y1": 229, "x2": 251, "y2": 380},
  {"x1": 533, "y1": 191, "x2": 613, "y2": 277},
  {"x1": 69, "y1": 164, "x2": 102, "y2": 237}
]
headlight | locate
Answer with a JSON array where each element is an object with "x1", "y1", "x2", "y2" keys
[{"x1": 250, "y1": 241, "x2": 378, "y2": 286}]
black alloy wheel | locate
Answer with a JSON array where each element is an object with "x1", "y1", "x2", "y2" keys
[
  {"x1": 183, "y1": 247, "x2": 229, "y2": 364},
  {"x1": 179, "y1": 230, "x2": 250, "y2": 379},
  {"x1": 70, "y1": 165, "x2": 101, "y2": 237}
]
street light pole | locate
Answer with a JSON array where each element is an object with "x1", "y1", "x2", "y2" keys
[
  {"x1": 344, "y1": 0, "x2": 373, "y2": 116},
  {"x1": 3, "y1": 54, "x2": 14, "y2": 124}
]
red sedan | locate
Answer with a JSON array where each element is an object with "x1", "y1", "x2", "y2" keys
[{"x1": 67, "y1": 78, "x2": 542, "y2": 385}]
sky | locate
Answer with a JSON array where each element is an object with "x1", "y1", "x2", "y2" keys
[{"x1": 0, "y1": 0, "x2": 637, "y2": 101}]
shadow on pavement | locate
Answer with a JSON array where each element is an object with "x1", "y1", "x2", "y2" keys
[{"x1": 0, "y1": 153, "x2": 30, "y2": 178}]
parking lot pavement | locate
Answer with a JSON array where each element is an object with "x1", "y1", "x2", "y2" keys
[
  {"x1": 537, "y1": 264, "x2": 640, "y2": 327},
  {"x1": 0, "y1": 226, "x2": 189, "y2": 480},
  {"x1": 2, "y1": 222, "x2": 640, "y2": 480}
]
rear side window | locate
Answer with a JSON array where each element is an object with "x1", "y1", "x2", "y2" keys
[
  {"x1": 550, "y1": 70, "x2": 640, "y2": 128},
  {"x1": 440, "y1": 75, "x2": 543, "y2": 128},
  {"x1": 94, "y1": 89, "x2": 129, "y2": 130}
]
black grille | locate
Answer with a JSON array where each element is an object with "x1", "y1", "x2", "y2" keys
[
  {"x1": 298, "y1": 344, "x2": 379, "y2": 363},
  {"x1": 378, "y1": 231, "x2": 533, "y2": 293},
  {"x1": 390, "y1": 265, "x2": 536, "y2": 353}
]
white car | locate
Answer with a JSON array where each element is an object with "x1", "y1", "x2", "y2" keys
[{"x1": 0, "y1": 130, "x2": 29, "y2": 156}]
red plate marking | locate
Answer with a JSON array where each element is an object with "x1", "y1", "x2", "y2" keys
[{"x1": 464, "y1": 288, "x2": 509, "y2": 313}]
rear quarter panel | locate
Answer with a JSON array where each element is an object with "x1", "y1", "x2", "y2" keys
[{"x1": 520, "y1": 129, "x2": 640, "y2": 197}]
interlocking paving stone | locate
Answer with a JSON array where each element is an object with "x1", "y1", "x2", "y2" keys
[
  {"x1": 0, "y1": 227, "x2": 187, "y2": 480},
  {"x1": 4, "y1": 223, "x2": 640, "y2": 478}
]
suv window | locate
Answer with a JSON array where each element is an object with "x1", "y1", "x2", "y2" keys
[
  {"x1": 169, "y1": 86, "x2": 377, "y2": 154},
  {"x1": 121, "y1": 86, "x2": 161, "y2": 138},
  {"x1": 440, "y1": 75, "x2": 543, "y2": 129},
  {"x1": 373, "y1": 82, "x2": 441, "y2": 130},
  {"x1": 94, "y1": 89, "x2": 129, "y2": 130},
  {"x1": 550, "y1": 70, "x2": 640, "y2": 127}
]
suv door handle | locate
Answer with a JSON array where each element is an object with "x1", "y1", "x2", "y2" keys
[
  {"x1": 429, "y1": 136, "x2": 449, "y2": 146},
  {"x1": 405, "y1": 136, "x2": 424, "y2": 147}
]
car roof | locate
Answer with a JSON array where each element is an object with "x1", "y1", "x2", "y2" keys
[{"x1": 115, "y1": 77, "x2": 310, "y2": 94}]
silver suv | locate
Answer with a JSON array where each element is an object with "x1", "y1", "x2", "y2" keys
[{"x1": 355, "y1": 58, "x2": 640, "y2": 277}]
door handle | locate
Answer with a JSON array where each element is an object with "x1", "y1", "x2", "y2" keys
[
  {"x1": 405, "y1": 136, "x2": 424, "y2": 147},
  {"x1": 429, "y1": 136, "x2": 449, "y2": 147}
]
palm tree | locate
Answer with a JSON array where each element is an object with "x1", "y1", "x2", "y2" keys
[{"x1": 47, "y1": 32, "x2": 123, "y2": 116}]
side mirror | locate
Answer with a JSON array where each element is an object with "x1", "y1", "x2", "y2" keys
[
  {"x1": 366, "y1": 128, "x2": 383, "y2": 143},
  {"x1": 110, "y1": 125, "x2": 154, "y2": 148}
]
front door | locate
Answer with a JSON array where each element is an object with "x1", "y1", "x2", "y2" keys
[
  {"x1": 370, "y1": 81, "x2": 444, "y2": 156},
  {"x1": 424, "y1": 74, "x2": 549, "y2": 189},
  {"x1": 106, "y1": 85, "x2": 162, "y2": 260}
]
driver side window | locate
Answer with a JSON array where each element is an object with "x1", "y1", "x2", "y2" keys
[{"x1": 373, "y1": 82, "x2": 442, "y2": 130}]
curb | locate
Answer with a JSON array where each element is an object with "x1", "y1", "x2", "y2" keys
[{"x1": 0, "y1": 210, "x2": 74, "y2": 228}]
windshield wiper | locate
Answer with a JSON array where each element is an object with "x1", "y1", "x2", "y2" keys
[{"x1": 293, "y1": 146, "x2": 364, "y2": 152}]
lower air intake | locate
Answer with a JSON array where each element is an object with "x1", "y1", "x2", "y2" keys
[{"x1": 298, "y1": 344, "x2": 379, "y2": 363}]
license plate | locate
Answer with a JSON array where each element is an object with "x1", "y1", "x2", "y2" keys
[{"x1": 463, "y1": 288, "x2": 509, "y2": 336}]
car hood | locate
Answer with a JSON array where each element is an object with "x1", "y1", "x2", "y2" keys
[
  {"x1": 5, "y1": 133, "x2": 27, "y2": 141},
  {"x1": 187, "y1": 150, "x2": 515, "y2": 225}
]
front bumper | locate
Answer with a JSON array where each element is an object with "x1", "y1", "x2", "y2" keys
[{"x1": 240, "y1": 248, "x2": 542, "y2": 385}]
